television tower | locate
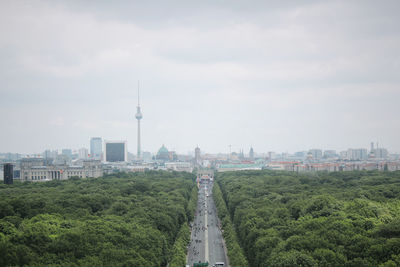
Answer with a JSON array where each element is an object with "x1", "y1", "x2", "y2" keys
[{"x1": 135, "y1": 81, "x2": 143, "y2": 159}]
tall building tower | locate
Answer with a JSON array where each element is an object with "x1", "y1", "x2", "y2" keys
[
  {"x1": 249, "y1": 147, "x2": 254, "y2": 160},
  {"x1": 135, "y1": 83, "x2": 143, "y2": 159},
  {"x1": 195, "y1": 146, "x2": 201, "y2": 165},
  {"x1": 90, "y1": 137, "x2": 103, "y2": 160},
  {"x1": 4, "y1": 163, "x2": 13, "y2": 185}
]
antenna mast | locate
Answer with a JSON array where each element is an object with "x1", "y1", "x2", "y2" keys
[
  {"x1": 135, "y1": 80, "x2": 143, "y2": 160},
  {"x1": 137, "y1": 80, "x2": 140, "y2": 106}
]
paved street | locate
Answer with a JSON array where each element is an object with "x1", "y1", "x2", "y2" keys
[{"x1": 187, "y1": 180, "x2": 227, "y2": 266}]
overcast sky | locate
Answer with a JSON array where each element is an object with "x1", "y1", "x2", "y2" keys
[{"x1": 1, "y1": 0, "x2": 400, "y2": 155}]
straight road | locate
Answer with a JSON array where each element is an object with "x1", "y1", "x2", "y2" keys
[{"x1": 187, "y1": 180, "x2": 227, "y2": 266}]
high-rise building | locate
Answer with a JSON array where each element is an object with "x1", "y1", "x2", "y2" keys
[
  {"x1": 323, "y1": 150, "x2": 337, "y2": 159},
  {"x1": 43, "y1": 149, "x2": 58, "y2": 159},
  {"x1": 62, "y1": 149, "x2": 72, "y2": 158},
  {"x1": 339, "y1": 150, "x2": 349, "y2": 160},
  {"x1": 239, "y1": 149, "x2": 245, "y2": 160},
  {"x1": 44, "y1": 149, "x2": 51, "y2": 159},
  {"x1": 104, "y1": 140, "x2": 127, "y2": 162},
  {"x1": 249, "y1": 147, "x2": 254, "y2": 160},
  {"x1": 78, "y1": 148, "x2": 89, "y2": 159},
  {"x1": 374, "y1": 148, "x2": 389, "y2": 159},
  {"x1": 195, "y1": 146, "x2": 201, "y2": 164},
  {"x1": 4, "y1": 163, "x2": 13, "y2": 184},
  {"x1": 90, "y1": 137, "x2": 103, "y2": 160},
  {"x1": 135, "y1": 83, "x2": 143, "y2": 159},
  {"x1": 348, "y1": 148, "x2": 368, "y2": 160},
  {"x1": 268, "y1": 151, "x2": 276, "y2": 160},
  {"x1": 309, "y1": 149, "x2": 323, "y2": 160},
  {"x1": 294, "y1": 151, "x2": 307, "y2": 159}
]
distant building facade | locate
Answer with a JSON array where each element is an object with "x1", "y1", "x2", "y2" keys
[
  {"x1": 20, "y1": 158, "x2": 103, "y2": 182},
  {"x1": 62, "y1": 149, "x2": 72, "y2": 158},
  {"x1": 308, "y1": 149, "x2": 323, "y2": 160},
  {"x1": 323, "y1": 150, "x2": 337, "y2": 159},
  {"x1": 217, "y1": 163, "x2": 263, "y2": 172},
  {"x1": 195, "y1": 146, "x2": 201, "y2": 164},
  {"x1": 3, "y1": 163, "x2": 13, "y2": 184},
  {"x1": 43, "y1": 149, "x2": 58, "y2": 159},
  {"x1": 104, "y1": 140, "x2": 127, "y2": 162},
  {"x1": 90, "y1": 137, "x2": 103, "y2": 160},
  {"x1": 373, "y1": 148, "x2": 389, "y2": 159},
  {"x1": 348, "y1": 148, "x2": 368, "y2": 160},
  {"x1": 78, "y1": 148, "x2": 89, "y2": 159},
  {"x1": 142, "y1": 151, "x2": 152, "y2": 162},
  {"x1": 165, "y1": 162, "x2": 193, "y2": 172},
  {"x1": 156, "y1": 145, "x2": 170, "y2": 161},
  {"x1": 249, "y1": 147, "x2": 254, "y2": 160}
]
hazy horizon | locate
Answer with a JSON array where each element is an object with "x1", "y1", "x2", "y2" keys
[{"x1": 1, "y1": 1, "x2": 400, "y2": 155}]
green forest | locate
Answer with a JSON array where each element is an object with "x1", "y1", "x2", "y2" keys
[
  {"x1": 0, "y1": 171, "x2": 196, "y2": 267},
  {"x1": 216, "y1": 170, "x2": 400, "y2": 267}
]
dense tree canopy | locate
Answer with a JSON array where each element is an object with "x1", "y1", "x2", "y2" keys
[
  {"x1": 0, "y1": 171, "x2": 196, "y2": 266},
  {"x1": 216, "y1": 170, "x2": 400, "y2": 267},
  {"x1": 213, "y1": 182, "x2": 249, "y2": 267}
]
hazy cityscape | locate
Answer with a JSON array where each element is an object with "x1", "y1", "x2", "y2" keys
[
  {"x1": 1, "y1": 89, "x2": 399, "y2": 180},
  {"x1": 1, "y1": 136, "x2": 399, "y2": 183},
  {"x1": 1, "y1": 1, "x2": 400, "y2": 267}
]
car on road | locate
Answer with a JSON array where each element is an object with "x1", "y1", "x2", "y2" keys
[{"x1": 213, "y1": 262, "x2": 224, "y2": 267}]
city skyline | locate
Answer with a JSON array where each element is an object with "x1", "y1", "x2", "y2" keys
[
  {"x1": 0, "y1": 141, "x2": 394, "y2": 158},
  {"x1": 1, "y1": 1, "x2": 400, "y2": 154}
]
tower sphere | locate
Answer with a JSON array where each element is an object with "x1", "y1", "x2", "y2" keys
[{"x1": 135, "y1": 106, "x2": 143, "y2": 120}]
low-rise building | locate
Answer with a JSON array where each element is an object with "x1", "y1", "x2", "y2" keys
[
  {"x1": 165, "y1": 162, "x2": 193, "y2": 172},
  {"x1": 217, "y1": 163, "x2": 263, "y2": 172},
  {"x1": 20, "y1": 158, "x2": 103, "y2": 182}
]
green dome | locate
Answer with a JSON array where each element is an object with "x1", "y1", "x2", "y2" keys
[
  {"x1": 156, "y1": 145, "x2": 170, "y2": 160},
  {"x1": 157, "y1": 145, "x2": 169, "y2": 155}
]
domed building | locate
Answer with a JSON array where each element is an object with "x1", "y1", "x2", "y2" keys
[{"x1": 156, "y1": 145, "x2": 170, "y2": 161}]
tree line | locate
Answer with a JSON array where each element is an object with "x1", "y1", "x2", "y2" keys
[
  {"x1": 212, "y1": 182, "x2": 249, "y2": 267},
  {"x1": 216, "y1": 170, "x2": 400, "y2": 267},
  {"x1": 0, "y1": 171, "x2": 196, "y2": 266}
]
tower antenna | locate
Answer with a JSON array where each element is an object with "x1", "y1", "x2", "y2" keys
[
  {"x1": 137, "y1": 80, "x2": 140, "y2": 106},
  {"x1": 135, "y1": 80, "x2": 143, "y2": 160}
]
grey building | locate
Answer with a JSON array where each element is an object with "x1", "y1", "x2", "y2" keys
[
  {"x1": 249, "y1": 147, "x2": 254, "y2": 160},
  {"x1": 348, "y1": 148, "x2": 368, "y2": 160},
  {"x1": 324, "y1": 150, "x2": 337, "y2": 159},
  {"x1": 104, "y1": 141, "x2": 127, "y2": 162},
  {"x1": 20, "y1": 158, "x2": 103, "y2": 182},
  {"x1": 78, "y1": 148, "x2": 89, "y2": 159},
  {"x1": 309, "y1": 149, "x2": 323, "y2": 160},
  {"x1": 90, "y1": 137, "x2": 103, "y2": 160},
  {"x1": 195, "y1": 146, "x2": 201, "y2": 164},
  {"x1": 373, "y1": 148, "x2": 389, "y2": 159},
  {"x1": 3, "y1": 163, "x2": 13, "y2": 184},
  {"x1": 142, "y1": 151, "x2": 152, "y2": 162},
  {"x1": 62, "y1": 149, "x2": 72, "y2": 157}
]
